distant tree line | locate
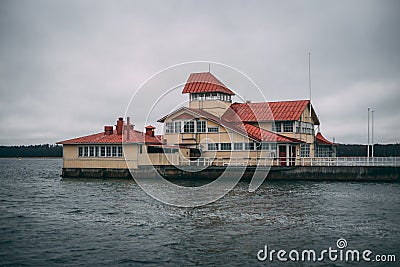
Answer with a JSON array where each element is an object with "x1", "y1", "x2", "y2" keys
[
  {"x1": 336, "y1": 143, "x2": 400, "y2": 157},
  {"x1": 0, "y1": 144, "x2": 63, "y2": 157}
]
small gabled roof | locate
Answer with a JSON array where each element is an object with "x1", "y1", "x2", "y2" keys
[
  {"x1": 57, "y1": 129, "x2": 161, "y2": 145},
  {"x1": 227, "y1": 100, "x2": 320, "y2": 125},
  {"x1": 316, "y1": 132, "x2": 335, "y2": 145},
  {"x1": 182, "y1": 72, "x2": 235, "y2": 95}
]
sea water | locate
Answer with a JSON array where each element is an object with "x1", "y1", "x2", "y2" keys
[{"x1": 0, "y1": 158, "x2": 399, "y2": 266}]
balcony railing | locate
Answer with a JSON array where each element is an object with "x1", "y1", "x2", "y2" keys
[{"x1": 62, "y1": 156, "x2": 400, "y2": 169}]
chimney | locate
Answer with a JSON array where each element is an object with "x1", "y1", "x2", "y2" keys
[
  {"x1": 126, "y1": 117, "x2": 130, "y2": 141},
  {"x1": 116, "y1": 117, "x2": 123, "y2": 135},
  {"x1": 104, "y1": 126, "x2": 113, "y2": 135},
  {"x1": 145, "y1": 125, "x2": 155, "y2": 137}
]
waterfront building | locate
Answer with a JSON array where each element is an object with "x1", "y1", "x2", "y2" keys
[{"x1": 58, "y1": 72, "x2": 335, "y2": 174}]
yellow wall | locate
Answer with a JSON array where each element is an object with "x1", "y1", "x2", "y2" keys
[
  {"x1": 62, "y1": 143, "x2": 190, "y2": 169},
  {"x1": 189, "y1": 100, "x2": 230, "y2": 117},
  {"x1": 62, "y1": 144, "x2": 135, "y2": 169}
]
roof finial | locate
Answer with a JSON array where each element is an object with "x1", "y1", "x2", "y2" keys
[{"x1": 208, "y1": 64, "x2": 211, "y2": 73}]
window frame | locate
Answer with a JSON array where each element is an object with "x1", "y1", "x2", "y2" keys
[
  {"x1": 283, "y1": 121, "x2": 293, "y2": 132},
  {"x1": 233, "y1": 143, "x2": 243, "y2": 150},
  {"x1": 165, "y1": 122, "x2": 174, "y2": 134},
  {"x1": 183, "y1": 121, "x2": 195, "y2": 133},
  {"x1": 196, "y1": 120, "x2": 206, "y2": 133},
  {"x1": 245, "y1": 143, "x2": 255, "y2": 150},
  {"x1": 207, "y1": 143, "x2": 218, "y2": 151},
  {"x1": 220, "y1": 143, "x2": 232, "y2": 151},
  {"x1": 300, "y1": 144, "x2": 310, "y2": 157},
  {"x1": 174, "y1": 121, "x2": 181, "y2": 133},
  {"x1": 207, "y1": 126, "x2": 219, "y2": 133},
  {"x1": 272, "y1": 122, "x2": 282, "y2": 132}
]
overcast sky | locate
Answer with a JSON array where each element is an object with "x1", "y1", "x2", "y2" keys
[{"x1": 1, "y1": 0, "x2": 399, "y2": 145}]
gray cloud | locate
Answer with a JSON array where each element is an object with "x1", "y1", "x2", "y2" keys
[{"x1": 0, "y1": 0, "x2": 399, "y2": 145}]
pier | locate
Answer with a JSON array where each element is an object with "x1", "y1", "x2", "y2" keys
[{"x1": 61, "y1": 156, "x2": 400, "y2": 181}]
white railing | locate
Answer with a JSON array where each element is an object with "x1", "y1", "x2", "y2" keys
[
  {"x1": 63, "y1": 156, "x2": 400, "y2": 168},
  {"x1": 299, "y1": 157, "x2": 400, "y2": 167},
  {"x1": 179, "y1": 157, "x2": 400, "y2": 167}
]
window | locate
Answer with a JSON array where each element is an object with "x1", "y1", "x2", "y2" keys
[
  {"x1": 220, "y1": 143, "x2": 231, "y2": 151},
  {"x1": 174, "y1": 121, "x2": 181, "y2": 133},
  {"x1": 283, "y1": 121, "x2": 293, "y2": 132},
  {"x1": 196, "y1": 120, "x2": 206, "y2": 133},
  {"x1": 208, "y1": 127, "x2": 219, "y2": 133},
  {"x1": 183, "y1": 121, "x2": 195, "y2": 133},
  {"x1": 165, "y1": 122, "x2": 174, "y2": 133},
  {"x1": 270, "y1": 143, "x2": 277, "y2": 150},
  {"x1": 272, "y1": 122, "x2": 282, "y2": 132},
  {"x1": 89, "y1": 146, "x2": 94, "y2": 157},
  {"x1": 298, "y1": 122, "x2": 314, "y2": 134},
  {"x1": 233, "y1": 143, "x2": 243, "y2": 150},
  {"x1": 208, "y1": 143, "x2": 218, "y2": 150},
  {"x1": 79, "y1": 145, "x2": 123, "y2": 158},
  {"x1": 316, "y1": 145, "x2": 332, "y2": 157},
  {"x1": 300, "y1": 144, "x2": 310, "y2": 157},
  {"x1": 255, "y1": 143, "x2": 261, "y2": 150},
  {"x1": 139, "y1": 145, "x2": 142, "y2": 154},
  {"x1": 295, "y1": 121, "x2": 301, "y2": 133},
  {"x1": 261, "y1": 142, "x2": 269, "y2": 150},
  {"x1": 245, "y1": 143, "x2": 255, "y2": 150}
]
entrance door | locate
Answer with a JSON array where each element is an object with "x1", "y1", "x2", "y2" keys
[{"x1": 279, "y1": 145, "x2": 287, "y2": 166}]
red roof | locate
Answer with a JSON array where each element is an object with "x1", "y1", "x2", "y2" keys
[
  {"x1": 244, "y1": 123, "x2": 303, "y2": 143},
  {"x1": 57, "y1": 129, "x2": 161, "y2": 145},
  {"x1": 316, "y1": 132, "x2": 334, "y2": 145},
  {"x1": 227, "y1": 100, "x2": 313, "y2": 122},
  {"x1": 182, "y1": 72, "x2": 235, "y2": 95}
]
